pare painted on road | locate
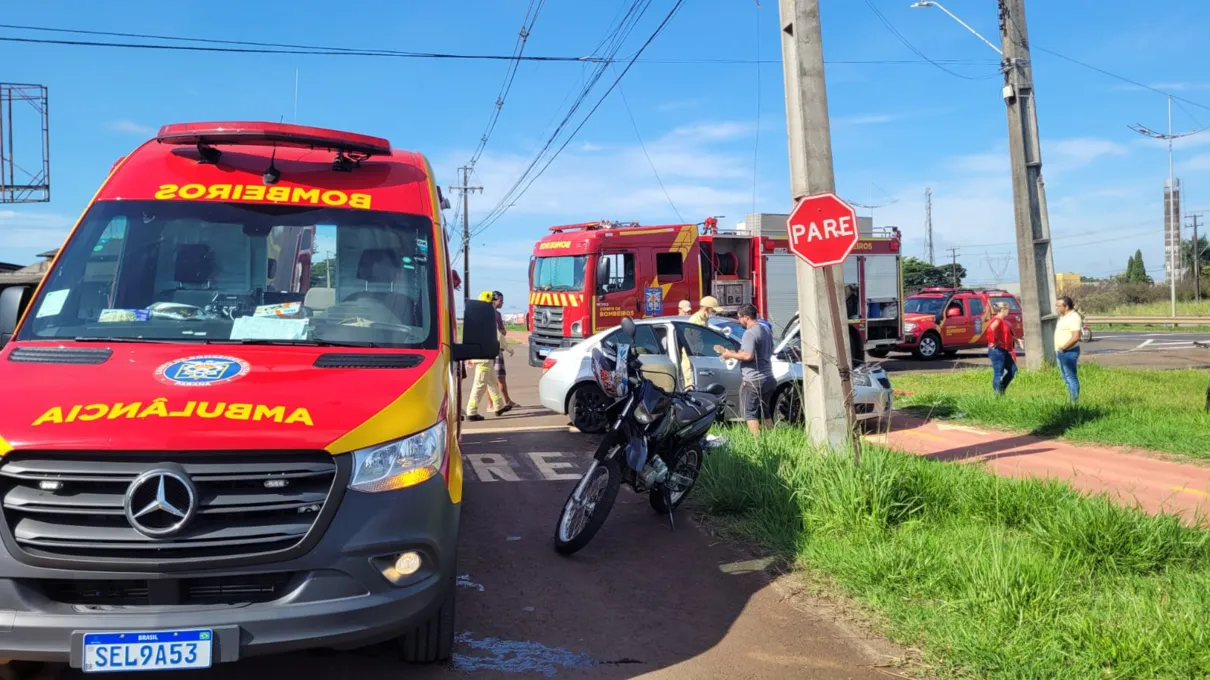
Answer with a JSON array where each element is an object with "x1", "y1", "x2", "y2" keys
[{"x1": 464, "y1": 451, "x2": 586, "y2": 483}]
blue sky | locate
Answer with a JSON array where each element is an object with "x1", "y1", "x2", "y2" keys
[{"x1": 2, "y1": 0, "x2": 1208, "y2": 312}]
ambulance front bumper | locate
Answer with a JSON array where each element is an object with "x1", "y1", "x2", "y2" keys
[{"x1": 0, "y1": 474, "x2": 459, "y2": 665}]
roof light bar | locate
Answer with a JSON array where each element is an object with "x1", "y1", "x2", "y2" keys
[{"x1": 156, "y1": 122, "x2": 392, "y2": 157}]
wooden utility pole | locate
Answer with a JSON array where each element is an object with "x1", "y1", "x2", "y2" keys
[
  {"x1": 999, "y1": 0, "x2": 1058, "y2": 370},
  {"x1": 778, "y1": 0, "x2": 853, "y2": 451},
  {"x1": 449, "y1": 166, "x2": 482, "y2": 301}
]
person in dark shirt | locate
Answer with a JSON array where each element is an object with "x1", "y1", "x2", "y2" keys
[{"x1": 717, "y1": 304, "x2": 774, "y2": 436}]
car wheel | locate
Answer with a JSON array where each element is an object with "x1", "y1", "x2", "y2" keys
[
  {"x1": 915, "y1": 332, "x2": 942, "y2": 360},
  {"x1": 398, "y1": 572, "x2": 455, "y2": 663},
  {"x1": 867, "y1": 347, "x2": 890, "y2": 359},
  {"x1": 773, "y1": 383, "x2": 803, "y2": 424},
  {"x1": 569, "y1": 383, "x2": 610, "y2": 434}
]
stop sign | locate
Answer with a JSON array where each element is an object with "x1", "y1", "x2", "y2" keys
[{"x1": 786, "y1": 193, "x2": 859, "y2": 268}]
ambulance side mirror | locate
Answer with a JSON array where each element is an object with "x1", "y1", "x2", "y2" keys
[
  {"x1": 453, "y1": 299, "x2": 501, "y2": 361},
  {"x1": 0, "y1": 285, "x2": 32, "y2": 347}
]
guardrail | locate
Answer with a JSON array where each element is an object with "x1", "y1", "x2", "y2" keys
[{"x1": 1085, "y1": 316, "x2": 1210, "y2": 326}]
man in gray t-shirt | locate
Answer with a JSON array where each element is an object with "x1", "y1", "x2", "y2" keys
[{"x1": 718, "y1": 304, "x2": 775, "y2": 435}]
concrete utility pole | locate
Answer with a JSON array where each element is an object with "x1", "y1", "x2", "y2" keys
[
  {"x1": 925, "y1": 187, "x2": 934, "y2": 264},
  {"x1": 449, "y1": 166, "x2": 482, "y2": 301},
  {"x1": 778, "y1": 0, "x2": 853, "y2": 450},
  {"x1": 1191, "y1": 213, "x2": 1205, "y2": 301},
  {"x1": 947, "y1": 247, "x2": 960, "y2": 288},
  {"x1": 998, "y1": 0, "x2": 1058, "y2": 370}
]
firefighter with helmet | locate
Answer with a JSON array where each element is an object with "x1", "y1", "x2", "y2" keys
[{"x1": 465, "y1": 290, "x2": 511, "y2": 420}]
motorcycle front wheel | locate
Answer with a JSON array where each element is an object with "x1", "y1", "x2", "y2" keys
[
  {"x1": 650, "y1": 444, "x2": 704, "y2": 514},
  {"x1": 554, "y1": 454, "x2": 622, "y2": 556}
]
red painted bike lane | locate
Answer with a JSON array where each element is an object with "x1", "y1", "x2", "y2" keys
[{"x1": 867, "y1": 414, "x2": 1210, "y2": 523}]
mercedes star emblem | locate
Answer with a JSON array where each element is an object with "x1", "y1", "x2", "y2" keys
[
  {"x1": 123, "y1": 469, "x2": 198, "y2": 538},
  {"x1": 539, "y1": 309, "x2": 552, "y2": 327}
]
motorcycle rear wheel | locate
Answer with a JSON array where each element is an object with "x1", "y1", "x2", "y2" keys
[
  {"x1": 650, "y1": 444, "x2": 704, "y2": 514},
  {"x1": 554, "y1": 455, "x2": 622, "y2": 556}
]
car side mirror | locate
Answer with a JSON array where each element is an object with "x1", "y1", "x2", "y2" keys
[
  {"x1": 453, "y1": 300, "x2": 501, "y2": 361},
  {"x1": 0, "y1": 285, "x2": 32, "y2": 347},
  {"x1": 945, "y1": 306, "x2": 961, "y2": 318}
]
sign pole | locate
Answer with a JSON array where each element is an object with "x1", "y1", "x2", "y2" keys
[{"x1": 779, "y1": 0, "x2": 854, "y2": 453}]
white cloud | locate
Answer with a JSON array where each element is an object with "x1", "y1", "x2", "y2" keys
[
  {"x1": 107, "y1": 120, "x2": 155, "y2": 136},
  {"x1": 1047, "y1": 138, "x2": 1129, "y2": 169},
  {"x1": 1181, "y1": 153, "x2": 1210, "y2": 173},
  {"x1": 0, "y1": 210, "x2": 74, "y2": 264},
  {"x1": 833, "y1": 113, "x2": 898, "y2": 128},
  {"x1": 666, "y1": 121, "x2": 755, "y2": 142}
]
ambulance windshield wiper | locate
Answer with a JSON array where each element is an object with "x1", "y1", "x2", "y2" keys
[{"x1": 205, "y1": 339, "x2": 385, "y2": 348}]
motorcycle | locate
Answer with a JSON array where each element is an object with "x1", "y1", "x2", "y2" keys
[{"x1": 553, "y1": 317, "x2": 726, "y2": 556}]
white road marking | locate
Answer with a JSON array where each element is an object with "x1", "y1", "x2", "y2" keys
[
  {"x1": 1130, "y1": 339, "x2": 1154, "y2": 352},
  {"x1": 527, "y1": 452, "x2": 581, "y2": 481},
  {"x1": 465, "y1": 454, "x2": 522, "y2": 482},
  {"x1": 936, "y1": 423, "x2": 991, "y2": 435},
  {"x1": 462, "y1": 423, "x2": 571, "y2": 435}
]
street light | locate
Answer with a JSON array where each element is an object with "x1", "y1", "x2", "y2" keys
[
  {"x1": 1130, "y1": 97, "x2": 1206, "y2": 316},
  {"x1": 910, "y1": 1, "x2": 1002, "y2": 56}
]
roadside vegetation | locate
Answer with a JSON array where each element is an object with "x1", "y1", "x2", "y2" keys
[
  {"x1": 505, "y1": 322, "x2": 527, "y2": 333},
  {"x1": 696, "y1": 429, "x2": 1210, "y2": 679},
  {"x1": 892, "y1": 364, "x2": 1210, "y2": 459}
]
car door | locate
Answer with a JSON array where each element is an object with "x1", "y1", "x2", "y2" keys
[
  {"x1": 938, "y1": 297, "x2": 974, "y2": 350},
  {"x1": 676, "y1": 322, "x2": 742, "y2": 418},
  {"x1": 596, "y1": 250, "x2": 640, "y2": 323},
  {"x1": 965, "y1": 296, "x2": 987, "y2": 347},
  {"x1": 602, "y1": 322, "x2": 678, "y2": 392}
]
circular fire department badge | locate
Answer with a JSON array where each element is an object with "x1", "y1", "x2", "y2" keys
[{"x1": 154, "y1": 355, "x2": 250, "y2": 387}]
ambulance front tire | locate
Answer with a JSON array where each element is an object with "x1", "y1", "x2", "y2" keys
[{"x1": 398, "y1": 569, "x2": 456, "y2": 663}]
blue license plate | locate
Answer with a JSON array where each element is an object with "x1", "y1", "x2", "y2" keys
[
  {"x1": 538, "y1": 347, "x2": 551, "y2": 357},
  {"x1": 82, "y1": 629, "x2": 213, "y2": 673}
]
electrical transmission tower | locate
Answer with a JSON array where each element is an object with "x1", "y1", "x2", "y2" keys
[
  {"x1": 925, "y1": 186, "x2": 934, "y2": 264},
  {"x1": 0, "y1": 84, "x2": 51, "y2": 203}
]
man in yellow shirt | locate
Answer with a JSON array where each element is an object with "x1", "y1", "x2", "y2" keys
[
  {"x1": 680, "y1": 296, "x2": 720, "y2": 390},
  {"x1": 1054, "y1": 296, "x2": 1082, "y2": 402}
]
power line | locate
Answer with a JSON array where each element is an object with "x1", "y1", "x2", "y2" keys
[
  {"x1": 0, "y1": 23, "x2": 1000, "y2": 66},
  {"x1": 616, "y1": 80, "x2": 683, "y2": 223},
  {"x1": 469, "y1": 0, "x2": 687, "y2": 240},
  {"x1": 860, "y1": 0, "x2": 1001, "y2": 81},
  {"x1": 467, "y1": 0, "x2": 548, "y2": 169}
]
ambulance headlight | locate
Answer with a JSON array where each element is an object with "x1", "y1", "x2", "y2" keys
[
  {"x1": 349, "y1": 421, "x2": 447, "y2": 493},
  {"x1": 571, "y1": 321, "x2": 583, "y2": 338}
]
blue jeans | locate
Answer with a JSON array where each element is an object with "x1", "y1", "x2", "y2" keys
[
  {"x1": 989, "y1": 347, "x2": 1017, "y2": 395},
  {"x1": 1056, "y1": 346, "x2": 1080, "y2": 402}
]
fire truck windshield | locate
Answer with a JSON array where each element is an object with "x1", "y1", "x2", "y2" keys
[
  {"x1": 532, "y1": 255, "x2": 587, "y2": 292},
  {"x1": 18, "y1": 200, "x2": 438, "y2": 349},
  {"x1": 904, "y1": 296, "x2": 946, "y2": 315}
]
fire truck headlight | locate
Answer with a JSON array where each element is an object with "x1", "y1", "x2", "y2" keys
[
  {"x1": 571, "y1": 321, "x2": 583, "y2": 338},
  {"x1": 904, "y1": 322, "x2": 918, "y2": 332}
]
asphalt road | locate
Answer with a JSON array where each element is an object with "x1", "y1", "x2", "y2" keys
[
  {"x1": 43, "y1": 353, "x2": 903, "y2": 680},
  {"x1": 873, "y1": 330, "x2": 1210, "y2": 373}
]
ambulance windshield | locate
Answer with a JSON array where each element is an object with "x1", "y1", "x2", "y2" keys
[
  {"x1": 18, "y1": 200, "x2": 439, "y2": 349},
  {"x1": 532, "y1": 255, "x2": 586, "y2": 292}
]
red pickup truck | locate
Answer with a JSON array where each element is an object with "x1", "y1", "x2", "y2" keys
[{"x1": 895, "y1": 287, "x2": 1024, "y2": 359}]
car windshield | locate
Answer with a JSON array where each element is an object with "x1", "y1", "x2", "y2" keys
[
  {"x1": 904, "y1": 296, "x2": 945, "y2": 315},
  {"x1": 18, "y1": 200, "x2": 438, "y2": 349},
  {"x1": 532, "y1": 255, "x2": 586, "y2": 292}
]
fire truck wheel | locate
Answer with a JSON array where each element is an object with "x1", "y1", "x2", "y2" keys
[
  {"x1": 914, "y1": 332, "x2": 942, "y2": 360},
  {"x1": 867, "y1": 347, "x2": 890, "y2": 359},
  {"x1": 569, "y1": 383, "x2": 610, "y2": 434},
  {"x1": 849, "y1": 329, "x2": 865, "y2": 367}
]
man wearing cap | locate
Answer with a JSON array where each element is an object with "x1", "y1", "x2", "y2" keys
[{"x1": 680, "y1": 296, "x2": 720, "y2": 391}]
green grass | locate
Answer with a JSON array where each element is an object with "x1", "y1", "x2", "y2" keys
[
  {"x1": 505, "y1": 323, "x2": 527, "y2": 333},
  {"x1": 893, "y1": 364, "x2": 1210, "y2": 459},
  {"x1": 696, "y1": 428, "x2": 1210, "y2": 679},
  {"x1": 1099, "y1": 300, "x2": 1210, "y2": 317}
]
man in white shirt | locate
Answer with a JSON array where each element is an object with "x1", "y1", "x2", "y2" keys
[{"x1": 1054, "y1": 296, "x2": 1082, "y2": 402}]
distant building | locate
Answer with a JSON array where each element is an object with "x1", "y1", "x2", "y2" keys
[
  {"x1": 1165, "y1": 179, "x2": 1182, "y2": 282},
  {"x1": 1055, "y1": 273, "x2": 1082, "y2": 294},
  {"x1": 0, "y1": 249, "x2": 56, "y2": 289}
]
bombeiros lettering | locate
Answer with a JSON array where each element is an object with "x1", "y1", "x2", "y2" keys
[
  {"x1": 32, "y1": 400, "x2": 314, "y2": 427},
  {"x1": 155, "y1": 183, "x2": 372, "y2": 210}
]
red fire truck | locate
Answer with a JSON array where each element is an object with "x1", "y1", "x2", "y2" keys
[{"x1": 526, "y1": 214, "x2": 904, "y2": 366}]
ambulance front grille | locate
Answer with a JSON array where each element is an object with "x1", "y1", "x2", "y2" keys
[{"x1": 0, "y1": 450, "x2": 346, "y2": 569}]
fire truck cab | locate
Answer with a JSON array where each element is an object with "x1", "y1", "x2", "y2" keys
[{"x1": 527, "y1": 214, "x2": 904, "y2": 367}]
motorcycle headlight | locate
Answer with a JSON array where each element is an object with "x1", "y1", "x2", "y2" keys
[
  {"x1": 634, "y1": 400, "x2": 656, "y2": 424},
  {"x1": 904, "y1": 322, "x2": 918, "y2": 332},
  {"x1": 851, "y1": 372, "x2": 872, "y2": 388},
  {"x1": 349, "y1": 420, "x2": 448, "y2": 493}
]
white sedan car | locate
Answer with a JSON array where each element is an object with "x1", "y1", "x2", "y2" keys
[{"x1": 538, "y1": 316, "x2": 894, "y2": 434}]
